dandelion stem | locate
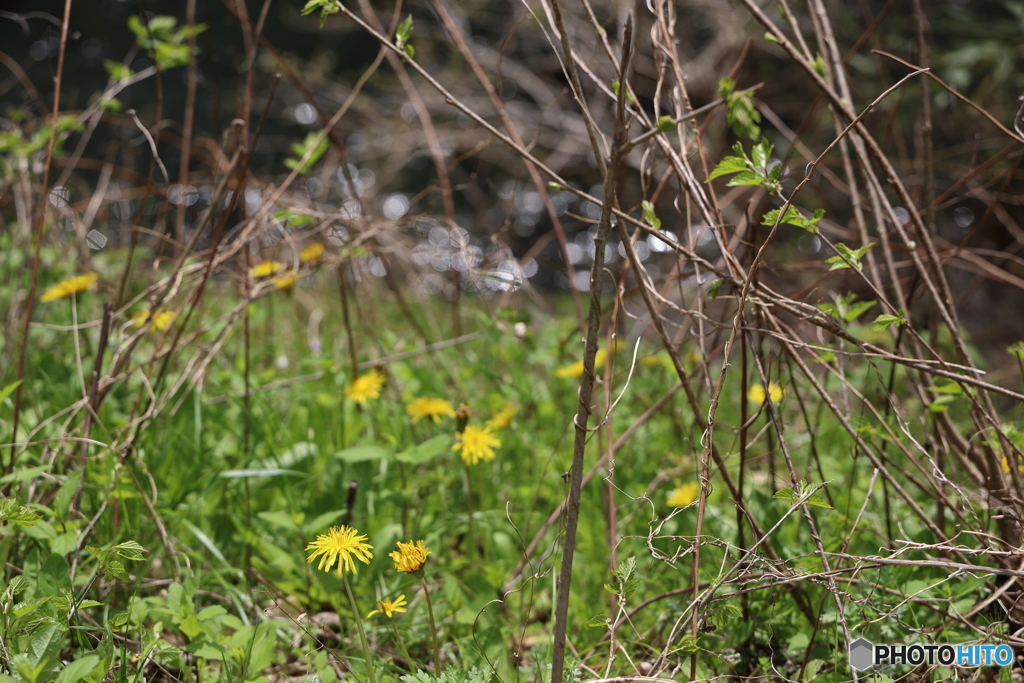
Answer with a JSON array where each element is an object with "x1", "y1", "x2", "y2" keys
[
  {"x1": 342, "y1": 573, "x2": 377, "y2": 683},
  {"x1": 464, "y1": 462, "x2": 476, "y2": 557},
  {"x1": 390, "y1": 620, "x2": 414, "y2": 670},
  {"x1": 420, "y1": 575, "x2": 444, "y2": 674}
]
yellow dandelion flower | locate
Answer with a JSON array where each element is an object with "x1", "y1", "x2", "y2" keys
[
  {"x1": 300, "y1": 243, "x2": 326, "y2": 262},
  {"x1": 273, "y1": 273, "x2": 297, "y2": 290},
  {"x1": 485, "y1": 402, "x2": 517, "y2": 430},
  {"x1": 250, "y1": 261, "x2": 282, "y2": 278},
  {"x1": 667, "y1": 481, "x2": 699, "y2": 507},
  {"x1": 406, "y1": 397, "x2": 456, "y2": 424},
  {"x1": 41, "y1": 272, "x2": 98, "y2": 302},
  {"x1": 132, "y1": 308, "x2": 176, "y2": 332},
  {"x1": 367, "y1": 594, "x2": 407, "y2": 619},
  {"x1": 305, "y1": 525, "x2": 374, "y2": 576},
  {"x1": 747, "y1": 382, "x2": 784, "y2": 404},
  {"x1": 453, "y1": 425, "x2": 500, "y2": 466},
  {"x1": 346, "y1": 370, "x2": 385, "y2": 404},
  {"x1": 555, "y1": 349, "x2": 608, "y2": 379},
  {"x1": 390, "y1": 539, "x2": 430, "y2": 573}
]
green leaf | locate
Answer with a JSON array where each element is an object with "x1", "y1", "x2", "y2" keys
[
  {"x1": 285, "y1": 131, "x2": 329, "y2": 175},
  {"x1": 811, "y1": 53, "x2": 827, "y2": 78},
  {"x1": 707, "y1": 279, "x2": 722, "y2": 299},
  {"x1": 547, "y1": 181, "x2": 561, "y2": 190},
  {"x1": 726, "y1": 170, "x2": 765, "y2": 187},
  {"x1": 0, "y1": 465, "x2": 50, "y2": 484},
  {"x1": 641, "y1": 200, "x2": 661, "y2": 230},
  {"x1": 334, "y1": 445, "x2": 391, "y2": 463},
  {"x1": 395, "y1": 14, "x2": 414, "y2": 49},
  {"x1": 657, "y1": 115, "x2": 676, "y2": 132},
  {"x1": 871, "y1": 311, "x2": 905, "y2": 331},
  {"x1": 928, "y1": 381, "x2": 964, "y2": 396},
  {"x1": 54, "y1": 656, "x2": 100, "y2": 683},
  {"x1": 843, "y1": 299, "x2": 876, "y2": 321},
  {"x1": 0, "y1": 379, "x2": 23, "y2": 407},
  {"x1": 103, "y1": 60, "x2": 133, "y2": 82},
  {"x1": 751, "y1": 138, "x2": 773, "y2": 170},
  {"x1": 773, "y1": 487, "x2": 798, "y2": 501},
  {"x1": 763, "y1": 206, "x2": 825, "y2": 234},
  {"x1": 720, "y1": 77, "x2": 761, "y2": 140},
  {"x1": 396, "y1": 435, "x2": 450, "y2": 465},
  {"x1": 403, "y1": 44, "x2": 415, "y2": 58},
  {"x1": 826, "y1": 242, "x2": 873, "y2": 270},
  {"x1": 587, "y1": 614, "x2": 612, "y2": 628},
  {"x1": 804, "y1": 494, "x2": 833, "y2": 509},
  {"x1": 1008, "y1": 341, "x2": 1024, "y2": 360},
  {"x1": 708, "y1": 155, "x2": 749, "y2": 181},
  {"x1": 180, "y1": 613, "x2": 205, "y2": 640},
  {"x1": 765, "y1": 32, "x2": 779, "y2": 45},
  {"x1": 928, "y1": 395, "x2": 956, "y2": 413},
  {"x1": 106, "y1": 560, "x2": 128, "y2": 580},
  {"x1": 113, "y1": 540, "x2": 147, "y2": 561},
  {"x1": 0, "y1": 499, "x2": 42, "y2": 527}
]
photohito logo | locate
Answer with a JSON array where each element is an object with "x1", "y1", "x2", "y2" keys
[{"x1": 848, "y1": 638, "x2": 1013, "y2": 671}]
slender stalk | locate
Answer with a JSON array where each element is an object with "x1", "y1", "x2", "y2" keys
[
  {"x1": 342, "y1": 573, "x2": 377, "y2": 683},
  {"x1": 420, "y1": 575, "x2": 444, "y2": 674},
  {"x1": 550, "y1": 19, "x2": 632, "y2": 683},
  {"x1": 464, "y1": 462, "x2": 476, "y2": 557},
  {"x1": 390, "y1": 620, "x2": 414, "y2": 670},
  {"x1": 8, "y1": 0, "x2": 73, "y2": 481}
]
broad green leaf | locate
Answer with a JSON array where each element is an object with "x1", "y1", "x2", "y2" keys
[
  {"x1": 396, "y1": 435, "x2": 449, "y2": 465},
  {"x1": 54, "y1": 656, "x2": 100, "y2": 683},
  {"x1": 872, "y1": 312, "x2": 905, "y2": 331},
  {"x1": 726, "y1": 170, "x2": 765, "y2": 187},
  {"x1": 708, "y1": 155, "x2": 749, "y2": 181},
  {"x1": 335, "y1": 445, "x2": 391, "y2": 463},
  {"x1": 752, "y1": 138, "x2": 773, "y2": 170},
  {"x1": 773, "y1": 487, "x2": 798, "y2": 501}
]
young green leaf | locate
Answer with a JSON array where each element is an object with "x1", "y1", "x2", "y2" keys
[
  {"x1": 641, "y1": 200, "x2": 661, "y2": 230},
  {"x1": 762, "y1": 205, "x2": 824, "y2": 234},
  {"x1": 752, "y1": 138, "x2": 773, "y2": 171},
  {"x1": 871, "y1": 310, "x2": 906, "y2": 331},
  {"x1": 826, "y1": 242, "x2": 874, "y2": 270},
  {"x1": 395, "y1": 14, "x2": 414, "y2": 49},
  {"x1": 657, "y1": 115, "x2": 676, "y2": 132},
  {"x1": 708, "y1": 155, "x2": 750, "y2": 181}
]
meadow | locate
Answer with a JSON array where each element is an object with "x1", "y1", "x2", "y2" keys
[{"x1": 2, "y1": 0, "x2": 1024, "y2": 682}]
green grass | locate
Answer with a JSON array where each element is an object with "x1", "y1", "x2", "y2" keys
[{"x1": 0, "y1": 258, "x2": 1015, "y2": 683}]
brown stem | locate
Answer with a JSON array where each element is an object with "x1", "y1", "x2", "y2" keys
[
  {"x1": 550, "y1": 19, "x2": 631, "y2": 683},
  {"x1": 8, "y1": 0, "x2": 73, "y2": 487}
]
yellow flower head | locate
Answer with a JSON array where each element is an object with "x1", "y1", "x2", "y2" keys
[
  {"x1": 132, "y1": 308, "x2": 176, "y2": 332},
  {"x1": 305, "y1": 525, "x2": 374, "y2": 576},
  {"x1": 747, "y1": 382, "x2": 784, "y2": 404},
  {"x1": 41, "y1": 272, "x2": 98, "y2": 302},
  {"x1": 273, "y1": 273, "x2": 297, "y2": 290},
  {"x1": 667, "y1": 481, "x2": 699, "y2": 508},
  {"x1": 367, "y1": 594, "x2": 407, "y2": 619},
  {"x1": 485, "y1": 402, "x2": 517, "y2": 430},
  {"x1": 390, "y1": 540, "x2": 430, "y2": 573},
  {"x1": 555, "y1": 349, "x2": 608, "y2": 379},
  {"x1": 300, "y1": 243, "x2": 326, "y2": 263},
  {"x1": 406, "y1": 397, "x2": 456, "y2": 424},
  {"x1": 250, "y1": 261, "x2": 282, "y2": 278},
  {"x1": 346, "y1": 370, "x2": 385, "y2": 404},
  {"x1": 453, "y1": 425, "x2": 500, "y2": 466}
]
